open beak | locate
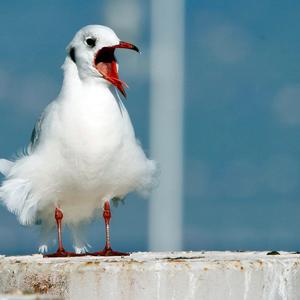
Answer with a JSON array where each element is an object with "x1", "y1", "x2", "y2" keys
[
  {"x1": 113, "y1": 41, "x2": 140, "y2": 53},
  {"x1": 94, "y1": 41, "x2": 139, "y2": 98}
]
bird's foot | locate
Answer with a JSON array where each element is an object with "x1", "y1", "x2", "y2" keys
[
  {"x1": 89, "y1": 247, "x2": 129, "y2": 256},
  {"x1": 44, "y1": 248, "x2": 86, "y2": 258}
]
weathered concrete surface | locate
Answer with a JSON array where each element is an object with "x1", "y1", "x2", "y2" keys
[
  {"x1": 0, "y1": 295, "x2": 61, "y2": 300},
  {"x1": 0, "y1": 251, "x2": 299, "y2": 300}
]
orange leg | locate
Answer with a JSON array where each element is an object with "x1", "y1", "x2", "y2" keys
[
  {"x1": 56, "y1": 207, "x2": 65, "y2": 253},
  {"x1": 44, "y1": 208, "x2": 85, "y2": 258},
  {"x1": 89, "y1": 201, "x2": 129, "y2": 256}
]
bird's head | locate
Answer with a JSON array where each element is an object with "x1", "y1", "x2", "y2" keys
[{"x1": 66, "y1": 25, "x2": 139, "y2": 97}]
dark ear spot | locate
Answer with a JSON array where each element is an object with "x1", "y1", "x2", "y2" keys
[{"x1": 69, "y1": 47, "x2": 76, "y2": 63}]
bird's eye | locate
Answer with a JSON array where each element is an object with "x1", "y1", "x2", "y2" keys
[{"x1": 85, "y1": 37, "x2": 96, "y2": 48}]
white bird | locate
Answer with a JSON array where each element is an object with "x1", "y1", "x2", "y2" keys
[{"x1": 0, "y1": 25, "x2": 157, "y2": 257}]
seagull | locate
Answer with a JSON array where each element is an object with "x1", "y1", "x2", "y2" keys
[{"x1": 0, "y1": 25, "x2": 157, "y2": 257}]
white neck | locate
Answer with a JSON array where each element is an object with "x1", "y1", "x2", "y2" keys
[{"x1": 58, "y1": 57, "x2": 115, "y2": 101}]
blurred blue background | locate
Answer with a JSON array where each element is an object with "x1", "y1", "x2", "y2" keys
[{"x1": 0, "y1": 0, "x2": 300, "y2": 255}]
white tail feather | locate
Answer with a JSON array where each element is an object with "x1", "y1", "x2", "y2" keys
[
  {"x1": 0, "y1": 177, "x2": 37, "y2": 225},
  {"x1": 137, "y1": 159, "x2": 159, "y2": 197},
  {"x1": 0, "y1": 156, "x2": 41, "y2": 225},
  {"x1": 0, "y1": 159, "x2": 14, "y2": 176}
]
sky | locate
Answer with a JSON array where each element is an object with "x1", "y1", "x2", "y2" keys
[{"x1": 0, "y1": 0, "x2": 300, "y2": 254}]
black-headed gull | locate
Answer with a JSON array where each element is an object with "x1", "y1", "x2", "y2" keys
[{"x1": 0, "y1": 25, "x2": 156, "y2": 257}]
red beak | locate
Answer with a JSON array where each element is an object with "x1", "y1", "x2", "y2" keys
[
  {"x1": 113, "y1": 41, "x2": 140, "y2": 53},
  {"x1": 94, "y1": 41, "x2": 139, "y2": 98}
]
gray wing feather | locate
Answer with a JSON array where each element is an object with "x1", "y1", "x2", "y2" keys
[
  {"x1": 29, "y1": 102, "x2": 56, "y2": 151},
  {"x1": 30, "y1": 113, "x2": 45, "y2": 150}
]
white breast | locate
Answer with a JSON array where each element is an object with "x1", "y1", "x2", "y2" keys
[{"x1": 58, "y1": 84, "x2": 128, "y2": 163}]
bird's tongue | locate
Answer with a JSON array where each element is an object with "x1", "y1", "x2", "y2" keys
[
  {"x1": 95, "y1": 61, "x2": 116, "y2": 80},
  {"x1": 95, "y1": 48, "x2": 128, "y2": 97}
]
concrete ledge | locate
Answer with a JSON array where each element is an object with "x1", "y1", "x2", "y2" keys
[
  {"x1": 0, "y1": 295, "x2": 61, "y2": 300},
  {"x1": 0, "y1": 251, "x2": 299, "y2": 300}
]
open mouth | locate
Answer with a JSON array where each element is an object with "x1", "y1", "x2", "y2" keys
[{"x1": 94, "y1": 42, "x2": 139, "y2": 98}]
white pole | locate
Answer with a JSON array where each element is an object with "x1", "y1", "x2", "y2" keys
[{"x1": 149, "y1": 0, "x2": 184, "y2": 250}]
